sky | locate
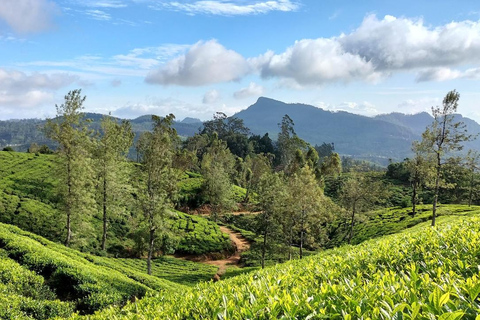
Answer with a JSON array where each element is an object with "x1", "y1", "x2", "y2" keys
[{"x1": 1, "y1": 0, "x2": 480, "y2": 122}]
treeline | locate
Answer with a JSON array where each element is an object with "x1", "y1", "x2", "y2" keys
[{"x1": 6, "y1": 88, "x2": 478, "y2": 271}]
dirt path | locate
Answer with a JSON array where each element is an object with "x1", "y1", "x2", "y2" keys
[{"x1": 204, "y1": 226, "x2": 250, "y2": 278}]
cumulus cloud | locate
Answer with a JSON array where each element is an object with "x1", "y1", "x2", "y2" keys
[
  {"x1": 0, "y1": 69, "x2": 79, "y2": 109},
  {"x1": 154, "y1": 0, "x2": 299, "y2": 16},
  {"x1": 145, "y1": 40, "x2": 251, "y2": 86},
  {"x1": 0, "y1": 0, "x2": 58, "y2": 33},
  {"x1": 233, "y1": 82, "x2": 264, "y2": 99},
  {"x1": 203, "y1": 89, "x2": 220, "y2": 104},
  {"x1": 254, "y1": 15, "x2": 480, "y2": 86},
  {"x1": 258, "y1": 38, "x2": 381, "y2": 85}
]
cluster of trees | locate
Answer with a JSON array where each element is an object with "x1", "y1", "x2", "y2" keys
[
  {"x1": 34, "y1": 88, "x2": 477, "y2": 271},
  {"x1": 387, "y1": 90, "x2": 476, "y2": 225},
  {"x1": 42, "y1": 90, "x2": 347, "y2": 271}
]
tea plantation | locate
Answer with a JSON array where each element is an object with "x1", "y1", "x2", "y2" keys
[
  {"x1": 75, "y1": 214, "x2": 480, "y2": 319},
  {"x1": 0, "y1": 151, "x2": 232, "y2": 255},
  {"x1": 0, "y1": 222, "x2": 221, "y2": 319}
]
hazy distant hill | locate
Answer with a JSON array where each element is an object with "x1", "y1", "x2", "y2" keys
[
  {"x1": 0, "y1": 114, "x2": 202, "y2": 152},
  {"x1": 2, "y1": 98, "x2": 480, "y2": 164},
  {"x1": 233, "y1": 97, "x2": 480, "y2": 163}
]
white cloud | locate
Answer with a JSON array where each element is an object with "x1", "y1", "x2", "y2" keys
[
  {"x1": 153, "y1": 0, "x2": 299, "y2": 16},
  {"x1": 254, "y1": 15, "x2": 480, "y2": 86},
  {"x1": 318, "y1": 101, "x2": 378, "y2": 116},
  {"x1": 234, "y1": 82, "x2": 264, "y2": 99},
  {"x1": 0, "y1": 69, "x2": 80, "y2": 112},
  {"x1": 145, "y1": 40, "x2": 251, "y2": 86},
  {"x1": 339, "y1": 15, "x2": 480, "y2": 71},
  {"x1": 258, "y1": 38, "x2": 382, "y2": 85},
  {"x1": 396, "y1": 98, "x2": 440, "y2": 114},
  {"x1": 85, "y1": 9, "x2": 112, "y2": 20},
  {"x1": 416, "y1": 67, "x2": 480, "y2": 82},
  {"x1": 0, "y1": 69, "x2": 79, "y2": 93},
  {"x1": 79, "y1": 0, "x2": 128, "y2": 8},
  {"x1": 203, "y1": 89, "x2": 221, "y2": 104},
  {"x1": 0, "y1": 0, "x2": 58, "y2": 34}
]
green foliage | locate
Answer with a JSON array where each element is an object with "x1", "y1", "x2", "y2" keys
[
  {"x1": 77, "y1": 211, "x2": 480, "y2": 319},
  {"x1": 0, "y1": 222, "x2": 180, "y2": 318},
  {"x1": 171, "y1": 211, "x2": 233, "y2": 254},
  {"x1": 327, "y1": 204, "x2": 480, "y2": 248}
]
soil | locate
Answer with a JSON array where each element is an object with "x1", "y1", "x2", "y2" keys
[{"x1": 174, "y1": 225, "x2": 251, "y2": 280}]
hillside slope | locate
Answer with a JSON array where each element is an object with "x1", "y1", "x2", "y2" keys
[
  {"x1": 79, "y1": 212, "x2": 480, "y2": 319},
  {"x1": 0, "y1": 151, "x2": 232, "y2": 255},
  {"x1": 0, "y1": 222, "x2": 181, "y2": 319}
]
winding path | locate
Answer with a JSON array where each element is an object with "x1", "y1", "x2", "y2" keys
[{"x1": 204, "y1": 226, "x2": 250, "y2": 277}]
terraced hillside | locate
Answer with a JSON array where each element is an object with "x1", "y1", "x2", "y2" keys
[
  {"x1": 0, "y1": 151, "x2": 232, "y2": 255},
  {"x1": 77, "y1": 212, "x2": 480, "y2": 319}
]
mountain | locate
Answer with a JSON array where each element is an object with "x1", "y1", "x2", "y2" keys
[
  {"x1": 233, "y1": 97, "x2": 480, "y2": 164},
  {"x1": 2, "y1": 98, "x2": 480, "y2": 164},
  {"x1": 0, "y1": 114, "x2": 202, "y2": 152}
]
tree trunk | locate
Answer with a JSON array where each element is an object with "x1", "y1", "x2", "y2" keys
[
  {"x1": 261, "y1": 226, "x2": 268, "y2": 269},
  {"x1": 412, "y1": 183, "x2": 417, "y2": 216},
  {"x1": 469, "y1": 171, "x2": 475, "y2": 207},
  {"x1": 147, "y1": 228, "x2": 155, "y2": 275},
  {"x1": 299, "y1": 210, "x2": 305, "y2": 259},
  {"x1": 65, "y1": 160, "x2": 72, "y2": 247},
  {"x1": 348, "y1": 203, "x2": 356, "y2": 244},
  {"x1": 432, "y1": 154, "x2": 441, "y2": 227},
  {"x1": 101, "y1": 172, "x2": 107, "y2": 251}
]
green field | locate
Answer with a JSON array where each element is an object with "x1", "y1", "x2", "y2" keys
[
  {"x1": 0, "y1": 221, "x2": 221, "y2": 319},
  {"x1": 75, "y1": 213, "x2": 480, "y2": 319},
  {"x1": 0, "y1": 151, "x2": 232, "y2": 256}
]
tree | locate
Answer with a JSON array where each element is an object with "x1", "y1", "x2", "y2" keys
[
  {"x1": 287, "y1": 166, "x2": 332, "y2": 258},
  {"x1": 200, "y1": 134, "x2": 235, "y2": 221},
  {"x1": 407, "y1": 142, "x2": 434, "y2": 215},
  {"x1": 44, "y1": 89, "x2": 95, "y2": 247},
  {"x1": 419, "y1": 90, "x2": 471, "y2": 226},
  {"x1": 95, "y1": 115, "x2": 134, "y2": 251},
  {"x1": 136, "y1": 114, "x2": 179, "y2": 275},
  {"x1": 256, "y1": 172, "x2": 287, "y2": 268},
  {"x1": 465, "y1": 150, "x2": 480, "y2": 206},
  {"x1": 340, "y1": 172, "x2": 385, "y2": 244}
]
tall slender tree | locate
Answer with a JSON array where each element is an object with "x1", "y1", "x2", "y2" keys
[
  {"x1": 287, "y1": 166, "x2": 331, "y2": 258},
  {"x1": 340, "y1": 172, "x2": 384, "y2": 244},
  {"x1": 419, "y1": 90, "x2": 471, "y2": 226},
  {"x1": 136, "y1": 114, "x2": 179, "y2": 275},
  {"x1": 44, "y1": 89, "x2": 95, "y2": 247},
  {"x1": 407, "y1": 142, "x2": 434, "y2": 215},
  {"x1": 95, "y1": 115, "x2": 134, "y2": 251},
  {"x1": 257, "y1": 172, "x2": 287, "y2": 268},
  {"x1": 465, "y1": 150, "x2": 480, "y2": 207}
]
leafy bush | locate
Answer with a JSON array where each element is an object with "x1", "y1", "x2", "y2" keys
[{"x1": 79, "y1": 215, "x2": 480, "y2": 319}]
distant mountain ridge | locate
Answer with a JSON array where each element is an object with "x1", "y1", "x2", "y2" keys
[
  {"x1": 233, "y1": 97, "x2": 480, "y2": 164},
  {"x1": 2, "y1": 97, "x2": 480, "y2": 164}
]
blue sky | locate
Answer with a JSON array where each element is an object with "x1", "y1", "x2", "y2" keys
[{"x1": 1, "y1": 0, "x2": 480, "y2": 122}]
